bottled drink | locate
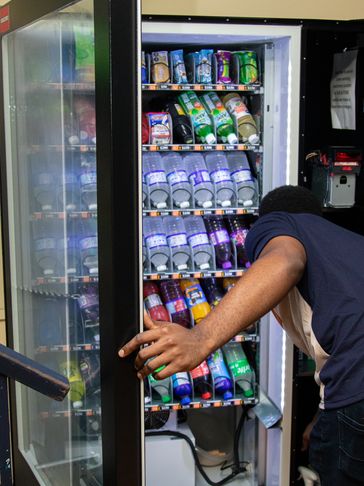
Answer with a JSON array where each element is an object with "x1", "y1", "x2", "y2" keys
[
  {"x1": 223, "y1": 343, "x2": 255, "y2": 397},
  {"x1": 80, "y1": 169, "x2": 97, "y2": 211},
  {"x1": 58, "y1": 172, "x2": 80, "y2": 212},
  {"x1": 79, "y1": 218, "x2": 98, "y2": 275},
  {"x1": 143, "y1": 217, "x2": 170, "y2": 272},
  {"x1": 142, "y1": 238, "x2": 148, "y2": 271},
  {"x1": 74, "y1": 97, "x2": 96, "y2": 144},
  {"x1": 143, "y1": 152, "x2": 170, "y2": 209},
  {"x1": 163, "y1": 216, "x2": 191, "y2": 271},
  {"x1": 160, "y1": 280, "x2": 191, "y2": 328},
  {"x1": 206, "y1": 350, "x2": 233, "y2": 400},
  {"x1": 180, "y1": 279, "x2": 211, "y2": 324},
  {"x1": 226, "y1": 152, "x2": 257, "y2": 206},
  {"x1": 59, "y1": 359, "x2": 85, "y2": 409},
  {"x1": 190, "y1": 360, "x2": 212, "y2": 400},
  {"x1": 178, "y1": 91, "x2": 216, "y2": 144},
  {"x1": 33, "y1": 172, "x2": 57, "y2": 211},
  {"x1": 204, "y1": 216, "x2": 233, "y2": 270},
  {"x1": 162, "y1": 152, "x2": 192, "y2": 209},
  {"x1": 222, "y1": 93, "x2": 259, "y2": 145},
  {"x1": 201, "y1": 278, "x2": 224, "y2": 308},
  {"x1": 36, "y1": 298, "x2": 63, "y2": 346},
  {"x1": 79, "y1": 354, "x2": 101, "y2": 396},
  {"x1": 165, "y1": 101, "x2": 193, "y2": 145},
  {"x1": 148, "y1": 370, "x2": 172, "y2": 404},
  {"x1": 222, "y1": 277, "x2": 237, "y2": 293},
  {"x1": 32, "y1": 219, "x2": 59, "y2": 276},
  {"x1": 184, "y1": 153, "x2": 213, "y2": 208},
  {"x1": 78, "y1": 285, "x2": 99, "y2": 325},
  {"x1": 200, "y1": 92, "x2": 238, "y2": 144},
  {"x1": 184, "y1": 216, "x2": 213, "y2": 271},
  {"x1": 142, "y1": 113, "x2": 149, "y2": 144},
  {"x1": 142, "y1": 172, "x2": 148, "y2": 209},
  {"x1": 172, "y1": 372, "x2": 192, "y2": 405},
  {"x1": 204, "y1": 152, "x2": 235, "y2": 207},
  {"x1": 226, "y1": 216, "x2": 250, "y2": 268},
  {"x1": 143, "y1": 282, "x2": 170, "y2": 322},
  {"x1": 57, "y1": 236, "x2": 79, "y2": 275}
]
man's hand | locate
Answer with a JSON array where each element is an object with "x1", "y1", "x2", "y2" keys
[
  {"x1": 118, "y1": 311, "x2": 212, "y2": 380},
  {"x1": 301, "y1": 410, "x2": 320, "y2": 451}
]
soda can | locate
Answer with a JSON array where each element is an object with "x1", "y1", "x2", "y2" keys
[{"x1": 233, "y1": 51, "x2": 258, "y2": 85}]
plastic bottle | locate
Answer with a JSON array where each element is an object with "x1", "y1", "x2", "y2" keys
[
  {"x1": 172, "y1": 372, "x2": 192, "y2": 405},
  {"x1": 206, "y1": 350, "x2": 233, "y2": 400},
  {"x1": 226, "y1": 152, "x2": 257, "y2": 206},
  {"x1": 79, "y1": 218, "x2": 98, "y2": 275},
  {"x1": 162, "y1": 153, "x2": 192, "y2": 209},
  {"x1": 204, "y1": 216, "x2": 233, "y2": 270},
  {"x1": 142, "y1": 152, "x2": 170, "y2": 209},
  {"x1": 59, "y1": 359, "x2": 85, "y2": 409},
  {"x1": 204, "y1": 152, "x2": 235, "y2": 207},
  {"x1": 165, "y1": 101, "x2": 193, "y2": 145},
  {"x1": 160, "y1": 280, "x2": 191, "y2": 328},
  {"x1": 190, "y1": 361, "x2": 212, "y2": 400},
  {"x1": 57, "y1": 235, "x2": 79, "y2": 276},
  {"x1": 200, "y1": 92, "x2": 238, "y2": 144},
  {"x1": 32, "y1": 219, "x2": 59, "y2": 276},
  {"x1": 178, "y1": 91, "x2": 216, "y2": 144},
  {"x1": 143, "y1": 217, "x2": 170, "y2": 273},
  {"x1": 33, "y1": 172, "x2": 57, "y2": 211},
  {"x1": 143, "y1": 282, "x2": 170, "y2": 322},
  {"x1": 142, "y1": 113, "x2": 149, "y2": 144},
  {"x1": 78, "y1": 285, "x2": 99, "y2": 325},
  {"x1": 179, "y1": 279, "x2": 211, "y2": 324},
  {"x1": 222, "y1": 93, "x2": 259, "y2": 145},
  {"x1": 164, "y1": 216, "x2": 191, "y2": 271},
  {"x1": 184, "y1": 153, "x2": 214, "y2": 209},
  {"x1": 222, "y1": 278, "x2": 237, "y2": 293},
  {"x1": 36, "y1": 298, "x2": 63, "y2": 346},
  {"x1": 79, "y1": 354, "x2": 100, "y2": 396},
  {"x1": 142, "y1": 172, "x2": 148, "y2": 208},
  {"x1": 80, "y1": 169, "x2": 97, "y2": 211},
  {"x1": 223, "y1": 343, "x2": 255, "y2": 397},
  {"x1": 58, "y1": 172, "x2": 80, "y2": 212},
  {"x1": 226, "y1": 216, "x2": 250, "y2": 268},
  {"x1": 201, "y1": 278, "x2": 225, "y2": 308},
  {"x1": 184, "y1": 216, "x2": 213, "y2": 271},
  {"x1": 148, "y1": 370, "x2": 172, "y2": 404}
]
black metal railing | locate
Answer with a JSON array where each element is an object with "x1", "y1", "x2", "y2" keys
[{"x1": 0, "y1": 343, "x2": 69, "y2": 485}]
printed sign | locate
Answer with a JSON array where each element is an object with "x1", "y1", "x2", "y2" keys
[{"x1": 0, "y1": 5, "x2": 10, "y2": 33}]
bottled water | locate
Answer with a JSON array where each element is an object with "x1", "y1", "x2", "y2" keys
[
  {"x1": 143, "y1": 217, "x2": 170, "y2": 272},
  {"x1": 142, "y1": 172, "x2": 148, "y2": 209},
  {"x1": 58, "y1": 171, "x2": 80, "y2": 211},
  {"x1": 163, "y1": 216, "x2": 191, "y2": 271},
  {"x1": 57, "y1": 235, "x2": 79, "y2": 276},
  {"x1": 33, "y1": 172, "x2": 57, "y2": 211},
  {"x1": 79, "y1": 219, "x2": 98, "y2": 275},
  {"x1": 204, "y1": 152, "x2": 235, "y2": 207},
  {"x1": 162, "y1": 153, "x2": 192, "y2": 209},
  {"x1": 184, "y1": 153, "x2": 213, "y2": 209},
  {"x1": 32, "y1": 219, "x2": 59, "y2": 276},
  {"x1": 204, "y1": 216, "x2": 233, "y2": 270},
  {"x1": 143, "y1": 152, "x2": 169, "y2": 209},
  {"x1": 80, "y1": 169, "x2": 97, "y2": 211},
  {"x1": 184, "y1": 215, "x2": 212, "y2": 270},
  {"x1": 226, "y1": 152, "x2": 257, "y2": 206}
]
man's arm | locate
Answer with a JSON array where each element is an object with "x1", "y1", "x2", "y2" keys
[{"x1": 119, "y1": 235, "x2": 306, "y2": 379}]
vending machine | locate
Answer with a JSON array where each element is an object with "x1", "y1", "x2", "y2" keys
[{"x1": 1, "y1": 1, "x2": 350, "y2": 485}]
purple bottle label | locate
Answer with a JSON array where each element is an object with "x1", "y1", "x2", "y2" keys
[
  {"x1": 165, "y1": 297, "x2": 187, "y2": 315},
  {"x1": 167, "y1": 170, "x2": 189, "y2": 186},
  {"x1": 145, "y1": 233, "x2": 168, "y2": 249},
  {"x1": 35, "y1": 238, "x2": 57, "y2": 251},
  {"x1": 209, "y1": 229, "x2": 230, "y2": 246},
  {"x1": 145, "y1": 170, "x2": 167, "y2": 186},
  {"x1": 189, "y1": 170, "x2": 210, "y2": 186},
  {"x1": 188, "y1": 232, "x2": 209, "y2": 248},
  {"x1": 230, "y1": 229, "x2": 248, "y2": 246},
  {"x1": 80, "y1": 172, "x2": 97, "y2": 187},
  {"x1": 167, "y1": 233, "x2": 188, "y2": 248},
  {"x1": 231, "y1": 169, "x2": 253, "y2": 183},
  {"x1": 80, "y1": 236, "x2": 98, "y2": 250},
  {"x1": 210, "y1": 169, "x2": 231, "y2": 184},
  {"x1": 78, "y1": 293, "x2": 99, "y2": 310}
]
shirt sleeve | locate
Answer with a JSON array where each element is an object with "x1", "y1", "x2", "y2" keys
[{"x1": 245, "y1": 212, "x2": 304, "y2": 262}]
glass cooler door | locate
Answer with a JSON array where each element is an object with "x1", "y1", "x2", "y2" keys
[{"x1": 2, "y1": 1, "x2": 102, "y2": 484}]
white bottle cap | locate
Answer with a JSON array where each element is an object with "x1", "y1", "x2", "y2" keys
[
  {"x1": 73, "y1": 401, "x2": 83, "y2": 409},
  {"x1": 221, "y1": 200, "x2": 232, "y2": 207},
  {"x1": 177, "y1": 264, "x2": 188, "y2": 270},
  {"x1": 88, "y1": 203, "x2": 98, "y2": 211},
  {"x1": 68, "y1": 135, "x2": 80, "y2": 145},
  {"x1": 202, "y1": 200, "x2": 213, "y2": 208},
  {"x1": 248, "y1": 134, "x2": 259, "y2": 145},
  {"x1": 156, "y1": 202, "x2": 167, "y2": 209},
  {"x1": 205, "y1": 133, "x2": 216, "y2": 145},
  {"x1": 67, "y1": 268, "x2": 77, "y2": 275},
  {"x1": 91, "y1": 137, "x2": 97, "y2": 145},
  {"x1": 179, "y1": 201, "x2": 190, "y2": 209},
  {"x1": 227, "y1": 133, "x2": 238, "y2": 145},
  {"x1": 156, "y1": 264, "x2": 167, "y2": 272},
  {"x1": 243, "y1": 199, "x2": 253, "y2": 207},
  {"x1": 89, "y1": 267, "x2": 99, "y2": 275},
  {"x1": 200, "y1": 263, "x2": 210, "y2": 270},
  {"x1": 43, "y1": 269, "x2": 54, "y2": 276},
  {"x1": 42, "y1": 205, "x2": 52, "y2": 211}
]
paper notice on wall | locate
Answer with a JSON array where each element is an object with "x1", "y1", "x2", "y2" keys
[{"x1": 330, "y1": 50, "x2": 358, "y2": 130}]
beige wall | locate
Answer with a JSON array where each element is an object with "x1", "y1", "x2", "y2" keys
[{"x1": 142, "y1": 0, "x2": 364, "y2": 21}]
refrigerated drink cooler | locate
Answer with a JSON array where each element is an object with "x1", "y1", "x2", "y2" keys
[{"x1": 4, "y1": 1, "x2": 360, "y2": 485}]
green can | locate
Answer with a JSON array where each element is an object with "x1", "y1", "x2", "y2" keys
[{"x1": 233, "y1": 51, "x2": 258, "y2": 85}]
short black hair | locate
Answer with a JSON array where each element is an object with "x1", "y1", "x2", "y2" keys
[{"x1": 259, "y1": 185, "x2": 322, "y2": 216}]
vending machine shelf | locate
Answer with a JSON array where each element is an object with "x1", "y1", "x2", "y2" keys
[
  {"x1": 30, "y1": 144, "x2": 97, "y2": 153},
  {"x1": 30, "y1": 82, "x2": 95, "y2": 93},
  {"x1": 144, "y1": 269, "x2": 246, "y2": 280},
  {"x1": 32, "y1": 211, "x2": 97, "y2": 221},
  {"x1": 33, "y1": 275, "x2": 99, "y2": 286},
  {"x1": 40, "y1": 408, "x2": 101, "y2": 419},
  {"x1": 145, "y1": 395, "x2": 257, "y2": 412},
  {"x1": 36, "y1": 343, "x2": 100, "y2": 354},
  {"x1": 143, "y1": 207, "x2": 258, "y2": 217},
  {"x1": 142, "y1": 143, "x2": 262, "y2": 152},
  {"x1": 142, "y1": 83, "x2": 262, "y2": 93}
]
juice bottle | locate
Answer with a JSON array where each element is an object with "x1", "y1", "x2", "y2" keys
[
  {"x1": 160, "y1": 280, "x2": 191, "y2": 328},
  {"x1": 201, "y1": 277, "x2": 224, "y2": 308},
  {"x1": 179, "y1": 279, "x2": 211, "y2": 324},
  {"x1": 200, "y1": 92, "x2": 238, "y2": 144},
  {"x1": 178, "y1": 91, "x2": 216, "y2": 144},
  {"x1": 143, "y1": 282, "x2": 170, "y2": 322},
  {"x1": 222, "y1": 93, "x2": 259, "y2": 145},
  {"x1": 59, "y1": 358, "x2": 85, "y2": 409}
]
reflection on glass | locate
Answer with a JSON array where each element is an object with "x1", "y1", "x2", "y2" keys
[{"x1": 3, "y1": 1, "x2": 102, "y2": 484}]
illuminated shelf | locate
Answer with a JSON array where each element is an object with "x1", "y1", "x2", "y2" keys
[
  {"x1": 31, "y1": 82, "x2": 95, "y2": 92},
  {"x1": 142, "y1": 83, "x2": 262, "y2": 93},
  {"x1": 232, "y1": 333, "x2": 258, "y2": 343},
  {"x1": 36, "y1": 343, "x2": 100, "y2": 354},
  {"x1": 145, "y1": 395, "x2": 257, "y2": 412},
  {"x1": 30, "y1": 144, "x2": 96, "y2": 153},
  {"x1": 33, "y1": 275, "x2": 98, "y2": 286},
  {"x1": 142, "y1": 143, "x2": 261, "y2": 152},
  {"x1": 143, "y1": 269, "x2": 245, "y2": 280},
  {"x1": 40, "y1": 408, "x2": 100, "y2": 419},
  {"x1": 143, "y1": 207, "x2": 258, "y2": 217},
  {"x1": 32, "y1": 211, "x2": 97, "y2": 220}
]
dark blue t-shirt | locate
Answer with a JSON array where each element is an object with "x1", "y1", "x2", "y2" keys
[{"x1": 245, "y1": 212, "x2": 364, "y2": 409}]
